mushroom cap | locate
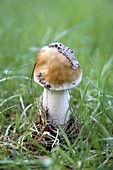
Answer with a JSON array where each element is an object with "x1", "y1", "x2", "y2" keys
[{"x1": 34, "y1": 42, "x2": 82, "y2": 90}]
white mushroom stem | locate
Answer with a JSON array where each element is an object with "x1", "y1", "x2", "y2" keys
[{"x1": 43, "y1": 88, "x2": 70, "y2": 125}]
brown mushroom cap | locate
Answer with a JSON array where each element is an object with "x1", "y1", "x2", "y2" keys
[{"x1": 34, "y1": 42, "x2": 82, "y2": 90}]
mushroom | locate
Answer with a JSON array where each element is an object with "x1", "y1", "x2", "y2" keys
[{"x1": 33, "y1": 42, "x2": 82, "y2": 126}]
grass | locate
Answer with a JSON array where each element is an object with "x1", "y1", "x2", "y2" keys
[{"x1": 0, "y1": 0, "x2": 113, "y2": 169}]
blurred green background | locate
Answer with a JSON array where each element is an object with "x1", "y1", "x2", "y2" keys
[{"x1": 0, "y1": 0, "x2": 113, "y2": 86}]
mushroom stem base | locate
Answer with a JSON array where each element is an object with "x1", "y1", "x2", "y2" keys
[{"x1": 43, "y1": 88, "x2": 70, "y2": 126}]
